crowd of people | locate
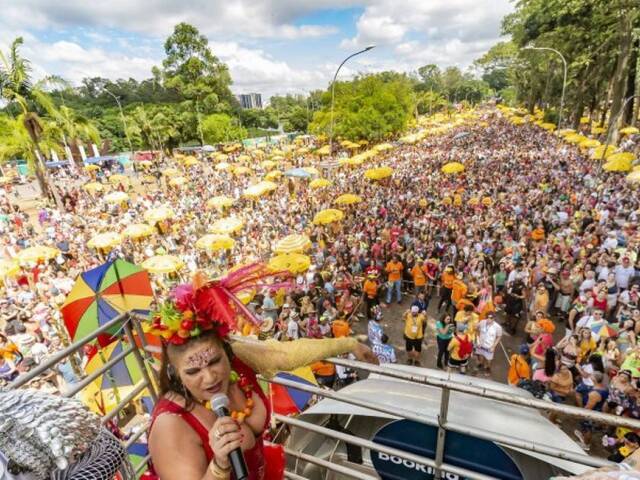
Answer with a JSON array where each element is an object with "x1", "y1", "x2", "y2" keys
[{"x1": 1, "y1": 106, "x2": 640, "y2": 460}]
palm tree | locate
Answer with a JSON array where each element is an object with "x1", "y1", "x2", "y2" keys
[{"x1": 0, "y1": 37, "x2": 62, "y2": 208}]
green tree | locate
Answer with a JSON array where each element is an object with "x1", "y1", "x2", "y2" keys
[
  {"x1": 309, "y1": 73, "x2": 415, "y2": 141},
  {"x1": 0, "y1": 37, "x2": 62, "y2": 206},
  {"x1": 201, "y1": 113, "x2": 247, "y2": 144}
]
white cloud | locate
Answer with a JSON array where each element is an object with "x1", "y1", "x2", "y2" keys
[
  {"x1": 341, "y1": 0, "x2": 513, "y2": 70},
  {"x1": 0, "y1": 0, "x2": 346, "y2": 40}
]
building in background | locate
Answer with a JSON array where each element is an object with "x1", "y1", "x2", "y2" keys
[{"x1": 237, "y1": 93, "x2": 263, "y2": 109}]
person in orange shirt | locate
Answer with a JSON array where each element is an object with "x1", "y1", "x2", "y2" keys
[
  {"x1": 331, "y1": 316, "x2": 351, "y2": 338},
  {"x1": 411, "y1": 259, "x2": 427, "y2": 294},
  {"x1": 385, "y1": 255, "x2": 404, "y2": 304},
  {"x1": 362, "y1": 273, "x2": 379, "y2": 320},
  {"x1": 438, "y1": 265, "x2": 456, "y2": 313},
  {"x1": 451, "y1": 273, "x2": 468, "y2": 306},
  {"x1": 311, "y1": 360, "x2": 336, "y2": 388}
]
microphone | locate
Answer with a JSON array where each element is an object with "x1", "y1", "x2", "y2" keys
[{"x1": 210, "y1": 393, "x2": 249, "y2": 480}]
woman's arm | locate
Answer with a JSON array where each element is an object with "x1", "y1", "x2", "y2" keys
[{"x1": 231, "y1": 337, "x2": 376, "y2": 378}]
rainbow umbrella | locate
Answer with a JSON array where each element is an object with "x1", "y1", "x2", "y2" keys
[
  {"x1": 127, "y1": 442, "x2": 150, "y2": 476},
  {"x1": 267, "y1": 367, "x2": 318, "y2": 415},
  {"x1": 61, "y1": 259, "x2": 153, "y2": 346},
  {"x1": 591, "y1": 322, "x2": 619, "y2": 339},
  {"x1": 86, "y1": 340, "x2": 145, "y2": 389}
]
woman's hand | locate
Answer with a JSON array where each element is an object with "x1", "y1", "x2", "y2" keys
[
  {"x1": 209, "y1": 416, "x2": 243, "y2": 470},
  {"x1": 353, "y1": 342, "x2": 379, "y2": 365}
]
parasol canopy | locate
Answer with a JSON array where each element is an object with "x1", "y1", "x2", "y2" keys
[
  {"x1": 195, "y1": 234, "x2": 235, "y2": 252},
  {"x1": 374, "y1": 143, "x2": 394, "y2": 152},
  {"x1": 233, "y1": 166, "x2": 252, "y2": 176},
  {"x1": 142, "y1": 255, "x2": 184, "y2": 274},
  {"x1": 273, "y1": 234, "x2": 312, "y2": 254},
  {"x1": 0, "y1": 259, "x2": 19, "y2": 278},
  {"x1": 315, "y1": 145, "x2": 331, "y2": 156},
  {"x1": 302, "y1": 166, "x2": 319, "y2": 175},
  {"x1": 61, "y1": 259, "x2": 153, "y2": 345},
  {"x1": 209, "y1": 217, "x2": 245, "y2": 234},
  {"x1": 441, "y1": 162, "x2": 465, "y2": 174},
  {"x1": 364, "y1": 166, "x2": 393, "y2": 180},
  {"x1": 607, "y1": 152, "x2": 636, "y2": 163},
  {"x1": 183, "y1": 157, "x2": 199, "y2": 167},
  {"x1": 109, "y1": 174, "x2": 129, "y2": 185},
  {"x1": 579, "y1": 139, "x2": 600, "y2": 149},
  {"x1": 162, "y1": 168, "x2": 179, "y2": 176},
  {"x1": 591, "y1": 322, "x2": 619, "y2": 339},
  {"x1": 335, "y1": 193, "x2": 363, "y2": 205},
  {"x1": 88, "y1": 232, "x2": 122, "y2": 250},
  {"x1": 265, "y1": 170, "x2": 283, "y2": 181},
  {"x1": 620, "y1": 126, "x2": 639, "y2": 136},
  {"x1": 16, "y1": 246, "x2": 60, "y2": 265},
  {"x1": 313, "y1": 209, "x2": 344, "y2": 225},
  {"x1": 206, "y1": 196, "x2": 235, "y2": 209},
  {"x1": 284, "y1": 168, "x2": 311, "y2": 178},
  {"x1": 237, "y1": 154, "x2": 251, "y2": 162},
  {"x1": 260, "y1": 160, "x2": 277, "y2": 170},
  {"x1": 309, "y1": 178, "x2": 332, "y2": 189},
  {"x1": 83, "y1": 182, "x2": 104, "y2": 193},
  {"x1": 104, "y1": 191, "x2": 129, "y2": 204},
  {"x1": 169, "y1": 176, "x2": 188, "y2": 187},
  {"x1": 122, "y1": 223, "x2": 155, "y2": 239},
  {"x1": 268, "y1": 367, "x2": 319, "y2": 415},
  {"x1": 603, "y1": 159, "x2": 633, "y2": 172},
  {"x1": 626, "y1": 171, "x2": 640, "y2": 183},
  {"x1": 216, "y1": 162, "x2": 231, "y2": 171},
  {"x1": 84, "y1": 164, "x2": 100, "y2": 172},
  {"x1": 215, "y1": 153, "x2": 229, "y2": 162},
  {"x1": 268, "y1": 253, "x2": 311, "y2": 274},
  {"x1": 591, "y1": 145, "x2": 617, "y2": 160},
  {"x1": 144, "y1": 205, "x2": 175, "y2": 224}
]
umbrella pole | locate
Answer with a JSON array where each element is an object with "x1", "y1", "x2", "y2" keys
[
  {"x1": 98, "y1": 346, "x2": 122, "y2": 407},
  {"x1": 55, "y1": 315, "x2": 84, "y2": 378}
]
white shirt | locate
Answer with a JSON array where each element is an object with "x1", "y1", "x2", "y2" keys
[
  {"x1": 477, "y1": 320, "x2": 502, "y2": 350},
  {"x1": 287, "y1": 319, "x2": 299, "y2": 340},
  {"x1": 615, "y1": 265, "x2": 635, "y2": 290}
]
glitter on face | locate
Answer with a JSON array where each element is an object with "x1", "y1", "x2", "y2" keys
[{"x1": 185, "y1": 346, "x2": 217, "y2": 369}]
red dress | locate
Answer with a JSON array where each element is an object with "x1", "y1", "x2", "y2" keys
[{"x1": 149, "y1": 358, "x2": 272, "y2": 479}]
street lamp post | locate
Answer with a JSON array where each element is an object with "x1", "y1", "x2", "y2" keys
[
  {"x1": 103, "y1": 88, "x2": 134, "y2": 154},
  {"x1": 522, "y1": 46, "x2": 568, "y2": 130},
  {"x1": 329, "y1": 45, "x2": 375, "y2": 155}
]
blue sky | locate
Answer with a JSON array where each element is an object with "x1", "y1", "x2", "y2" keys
[{"x1": 0, "y1": 0, "x2": 513, "y2": 99}]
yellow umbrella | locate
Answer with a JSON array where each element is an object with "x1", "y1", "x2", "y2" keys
[
  {"x1": 441, "y1": 162, "x2": 465, "y2": 174},
  {"x1": 591, "y1": 127, "x2": 606, "y2": 135},
  {"x1": 539, "y1": 123, "x2": 556, "y2": 131},
  {"x1": 139, "y1": 160, "x2": 153, "y2": 167},
  {"x1": 183, "y1": 157, "x2": 199, "y2": 167},
  {"x1": 268, "y1": 253, "x2": 311, "y2": 274},
  {"x1": 216, "y1": 162, "x2": 231, "y2": 171},
  {"x1": 237, "y1": 154, "x2": 251, "y2": 163},
  {"x1": 261, "y1": 160, "x2": 277, "y2": 170},
  {"x1": 87, "y1": 232, "x2": 122, "y2": 249},
  {"x1": 104, "y1": 191, "x2": 129, "y2": 204},
  {"x1": 579, "y1": 139, "x2": 601, "y2": 149},
  {"x1": 297, "y1": 147, "x2": 310, "y2": 154},
  {"x1": 16, "y1": 246, "x2": 60, "y2": 264},
  {"x1": 309, "y1": 178, "x2": 332, "y2": 189},
  {"x1": 564, "y1": 133, "x2": 587, "y2": 144},
  {"x1": 607, "y1": 152, "x2": 636, "y2": 163},
  {"x1": 482, "y1": 196, "x2": 493, "y2": 206},
  {"x1": 313, "y1": 209, "x2": 344, "y2": 225},
  {"x1": 84, "y1": 164, "x2": 100, "y2": 172},
  {"x1": 195, "y1": 234, "x2": 235, "y2": 252},
  {"x1": 591, "y1": 145, "x2": 617, "y2": 160},
  {"x1": 233, "y1": 166, "x2": 252, "y2": 176},
  {"x1": 251, "y1": 149, "x2": 265, "y2": 158},
  {"x1": 142, "y1": 255, "x2": 184, "y2": 274},
  {"x1": 206, "y1": 196, "x2": 235, "y2": 209},
  {"x1": 603, "y1": 159, "x2": 633, "y2": 172},
  {"x1": 315, "y1": 145, "x2": 331, "y2": 156},
  {"x1": 620, "y1": 126, "x2": 639, "y2": 135},
  {"x1": 162, "y1": 168, "x2": 180, "y2": 176},
  {"x1": 364, "y1": 166, "x2": 393, "y2": 180},
  {"x1": 335, "y1": 193, "x2": 363, "y2": 205},
  {"x1": 468, "y1": 197, "x2": 480, "y2": 206},
  {"x1": 579, "y1": 117, "x2": 590, "y2": 124},
  {"x1": 265, "y1": 170, "x2": 283, "y2": 181},
  {"x1": 374, "y1": 143, "x2": 394, "y2": 152},
  {"x1": 339, "y1": 156, "x2": 364, "y2": 167},
  {"x1": 83, "y1": 182, "x2": 104, "y2": 193},
  {"x1": 302, "y1": 166, "x2": 320, "y2": 175},
  {"x1": 122, "y1": 223, "x2": 155, "y2": 239},
  {"x1": 273, "y1": 234, "x2": 312, "y2": 254},
  {"x1": 0, "y1": 176, "x2": 11, "y2": 184},
  {"x1": 0, "y1": 259, "x2": 19, "y2": 278},
  {"x1": 209, "y1": 217, "x2": 244, "y2": 234},
  {"x1": 215, "y1": 153, "x2": 229, "y2": 162},
  {"x1": 271, "y1": 155, "x2": 285, "y2": 162},
  {"x1": 271, "y1": 148, "x2": 285, "y2": 157},
  {"x1": 626, "y1": 171, "x2": 640, "y2": 183},
  {"x1": 169, "y1": 176, "x2": 188, "y2": 187},
  {"x1": 144, "y1": 206, "x2": 175, "y2": 224},
  {"x1": 109, "y1": 174, "x2": 129, "y2": 185}
]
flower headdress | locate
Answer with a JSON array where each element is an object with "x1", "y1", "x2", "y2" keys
[{"x1": 148, "y1": 262, "x2": 290, "y2": 345}]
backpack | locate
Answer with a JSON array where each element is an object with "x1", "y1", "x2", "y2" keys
[{"x1": 455, "y1": 334, "x2": 473, "y2": 358}]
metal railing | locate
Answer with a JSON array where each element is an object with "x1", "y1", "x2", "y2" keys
[{"x1": 7, "y1": 313, "x2": 634, "y2": 479}]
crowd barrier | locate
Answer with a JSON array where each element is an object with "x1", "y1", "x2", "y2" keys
[{"x1": 8, "y1": 312, "x2": 639, "y2": 479}]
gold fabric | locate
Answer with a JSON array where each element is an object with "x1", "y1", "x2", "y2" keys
[{"x1": 231, "y1": 337, "x2": 358, "y2": 378}]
